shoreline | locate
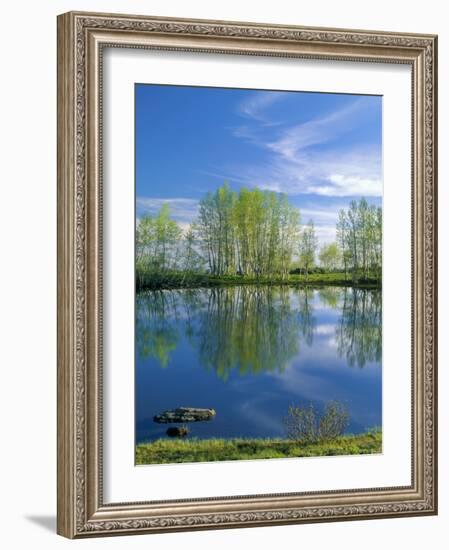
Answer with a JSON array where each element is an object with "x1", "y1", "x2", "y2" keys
[
  {"x1": 136, "y1": 272, "x2": 381, "y2": 292},
  {"x1": 136, "y1": 430, "x2": 382, "y2": 465}
]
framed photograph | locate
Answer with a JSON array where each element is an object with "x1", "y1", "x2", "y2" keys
[{"x1": 57, "y1": 11, "x2": 438, "y2": 538}]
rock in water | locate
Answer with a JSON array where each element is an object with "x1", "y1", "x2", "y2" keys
[
  {"x1": 166, "y1": 426, "x2": 190, "y2": 437},
  {"x1": 154, "y1": 407, "x2": 216, "y2": 423}
]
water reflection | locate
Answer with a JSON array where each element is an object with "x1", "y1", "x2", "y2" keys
[
  {"x1": 337, "y1": 288, "x2": 382, "y2": 368},
  {"x1": 136, "y1": 285, "x2": 382, "y2": 442},
  {"x1": 136, "y1": 285, "x2": 381, "y2": 375},
  {"x1": 296, "y1": 288, "x2": 315, "y2": 346},
  {"x1": 194, "y1": 286, "x2": 304, "y2": 380}
]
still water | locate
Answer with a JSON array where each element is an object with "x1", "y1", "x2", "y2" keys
[{"x1": 135, "y1": 286, "x2": 382, "y2": 443}]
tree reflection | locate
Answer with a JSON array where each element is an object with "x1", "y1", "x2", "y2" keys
[
  {"x1": 193, "y1": 286, "x2": 302, "y2": 380},
  {"x1": 136, "y1": 286, "x2": 313, "y2": 379},
  {"x1": 135, "y1": 290, "x2": 201, "y2": 368},
  {"x1": 317, "y1": 287, "x2": 344, "y2": 310},
  {"x1": 136, "y1": 292, "x2": 174, "y2": 367},
  {"x1": 136, "y1": 285, "x2": 382, "y2": 377},
  {"x1": 336, "y1": 288, "x2": 382, "y2": 368},
  {"x1": 293, "y1": 287, "x2": 316, "y2": 347}
]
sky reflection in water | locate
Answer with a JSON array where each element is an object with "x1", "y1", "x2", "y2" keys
[{"x1": 135, "y1": 286, "x2": 381, "y2": 443}]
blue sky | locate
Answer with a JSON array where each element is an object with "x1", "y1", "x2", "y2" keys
[{"x1": 136, "y1": 84, "x2": 382, "y2": 244}]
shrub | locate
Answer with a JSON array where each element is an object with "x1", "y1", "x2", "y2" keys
[{"x1": 283, "y1": 401, "x2": 349, "y2": 444}]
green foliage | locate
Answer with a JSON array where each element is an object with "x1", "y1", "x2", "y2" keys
[
  {"x1": 136, "y1": 204, "x2": 183, "y2": 275},
  {"x1": 135, "y1": 431, "x2": 382, "y2": 464},
  {"x1": 283, "y1": 401, "x2": 349, "y2": 444},
  {"x1": 319, "y1": 242, "x2": 341, "y2": 271},
  {"x1": 196, "y1": 184, "x2": 300, "y2": 279},
  {"x1": 135, "y1": 189, "x2": 382, "y2": 290},
  {"x1": 298, "y1": 220, "x2": 318, "y2": 278},
  {"x1": 337, "y1": 198, "x2": 382, "y2": 282},
  {"x1": 183, "y1": 226, "x2": 206, "y2": 273}
]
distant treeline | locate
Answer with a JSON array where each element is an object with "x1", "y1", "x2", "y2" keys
[{"x1": 136, "y1": 183, "x2": 382, "y2": 286}]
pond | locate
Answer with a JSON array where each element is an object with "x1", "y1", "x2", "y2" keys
[{"x1": 135, "y1": 285, "x2": 382, "y2": 444}]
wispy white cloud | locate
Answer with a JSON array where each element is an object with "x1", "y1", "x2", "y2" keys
[
  {"x1": 319, "y1": 174, "x2": 381, "y2": 197},
  {"x1": 314, "y1": 225, "x2": 337, "y2": 244},
  {"x1": 198, "y1": 169, "x2": 254, "y2": 186},
  {"x1": 238, "y1": 91, "x2": 286, "y2": 123},
  {"x1": 296, "y1": 208, "x2": 340, "y2": 243},
  {"x1": 228, "y1": 125, "x2": 264, "y2": 145},
  {"x1": 266, "y1": 99, "x2": 365, "y2": 160},
  {"x1": 225, "y1": 145, "x2": 382, "y2": 198},
  {"x1": 229, "y1": 97, "x2": 382, "y2": 199},
  {"x1": 300, "y1": 208, "x2": 339, "y2": 224}
]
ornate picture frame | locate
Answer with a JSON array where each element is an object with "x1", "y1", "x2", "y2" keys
[{"x1": 57, "y1": 11, "x2": 438, "y2": 538}]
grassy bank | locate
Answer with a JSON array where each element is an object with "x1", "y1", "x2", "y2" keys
[
  {"x1": 136, "y1": 270, "x2": 381, "y2": 291},
  {"x1": 136, "y1": 431, "x2": 381, "y2": 464}
]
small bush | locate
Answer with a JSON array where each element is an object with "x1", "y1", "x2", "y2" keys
[{"x1": 283, "y1": 401, "x2": 349, "y2": 444}]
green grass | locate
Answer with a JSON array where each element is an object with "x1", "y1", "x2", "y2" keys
[
  {"x1": 136, "y1": 430, "x2": 382, "y2": 465},
  {"x1": 136, "y1": 270, "x2": 381, "y2": 291}
]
